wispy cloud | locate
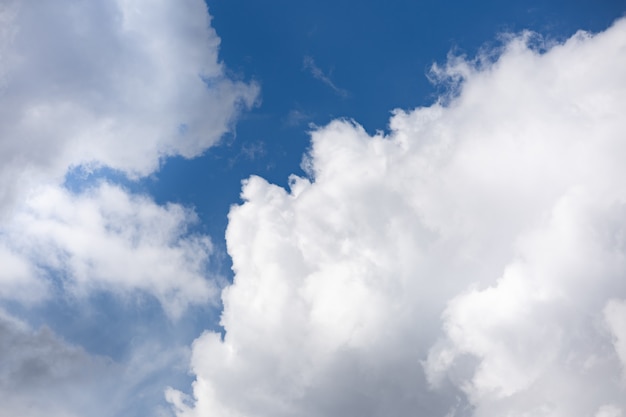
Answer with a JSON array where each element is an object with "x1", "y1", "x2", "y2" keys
[
  {"x1": 283, "y1": 108, "x2": 313, "y2": 127},
  {"x1": 303, "y1": 56, "x2": 349, "y2": 98}
]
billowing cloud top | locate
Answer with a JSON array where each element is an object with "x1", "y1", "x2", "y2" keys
[
  {"x1": 0, "y1": 0, "x2": 258, "y2": 208},
  {"x1": 168, "y1": 19, "x2": 626, "y2": 417}
]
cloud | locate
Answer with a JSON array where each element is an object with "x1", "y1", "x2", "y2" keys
[
  {"x1": 605, "y1": 299, "x2": 626, "y2": 371},
  {"x1": 0, "y1": 308, "x2": 116, "y2": 417},
  {"x1": 0, "y1": 0, "x2": 258, "y2": 210},
  {"x1": 0, "y1": 244, "x2": 48, "y2": 304},
  {"x1": 303, "y1": 56, "x2": 349, "y2": 98},
  {"x1": 0, "y1": 0, "x2": 256, "y2": 317},
  {"x1": 169, "y1": 19, "x2": 626, "y2": 417},
  {"x1": 0, "y1": 0, "x2": 252, "y2": 413},
  {"x1": 1, "y1": 182, "x2": 218, "y2": 318},
  {"x1": 0, "y1": 308, "x2": 190, "y2": 417},
  {"x1": 283, "y1": 108, "x2": 313, "y2": 128},
  {"x1": 426, "y1": 189, "x2": 626, "y2": 416}
]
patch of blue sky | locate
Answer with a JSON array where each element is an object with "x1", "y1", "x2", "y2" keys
[
  {"x1": 63, "y1": 165, "x2": 147, "y2": 196},
  {"x1": 7, "y1": 279, "x2": 219, "y2": 359},
  {"x1": 205, "y1": 0, "x2": 623, "y2": 136},
  {"x1": 146, "y1": 0, "x2": 625, "y2": 288}
]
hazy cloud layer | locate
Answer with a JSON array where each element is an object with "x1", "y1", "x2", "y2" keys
[
  {"x1": 0, "y1": 309, "x2": 116, "y2": 417},
  {"x1": 169, "y1": 19, "x2": 626, "y2": 417},
  {"x1": 0, "y1": 308, "x2": 191, "y2": 417},
  {"x1": 0, "y1": 0, "x2": 258, "y2": 210}
]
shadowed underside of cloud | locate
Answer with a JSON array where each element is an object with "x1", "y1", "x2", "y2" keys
[
  {"x1": 169, "y1": 19, "x2": 626, "y2": 417},
  {"x1": 0, "y1": 309, "x2": 115, "y2": 417},
  {"x1": 0, "y1": 308, "x2": 190, "y2": 417}
]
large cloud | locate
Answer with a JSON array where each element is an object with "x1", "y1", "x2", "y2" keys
[
  {"x1": 0, "y1": 0, "x2": 258, "y2": 210},
  {"x1": 169, "y1": 19, "x2": 626, "y2": 417},
  {"x1": 0, "y1": 0, "x2": 255, "y2": 312},
  {"x1": 0, "y1": 0, "x2": 251, "y2": 413}
]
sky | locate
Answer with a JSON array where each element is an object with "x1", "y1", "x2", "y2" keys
[{"x1": 0, "y1": 0, "x2": 626, "y2": 416}]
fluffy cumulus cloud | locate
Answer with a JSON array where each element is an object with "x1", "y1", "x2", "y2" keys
[
  {"x1": 0, "y1": 0, "x2": 255, "y2": 310},
  {"x1": 0, "y1": 0, "x2": 258, "y2": 209},
  {"x1": 169, "y1": 19, "x2": 626, "y2": 417},
  {"x1": 0, "y1": 2, "x2": 247, "y2": 410},
  {"x1": 1, "y1": 182, "x2": 217, "y2": 317},
  {"x1": 0, "y1": 0, "x2": 253, "y2": 415}
]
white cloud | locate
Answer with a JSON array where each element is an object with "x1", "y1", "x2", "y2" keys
[
  {"x1": 0, "y1": 0, "x2": 256, "y2": 315},
  {"x1": 605, "y1": 299, "x2": 626, "y2": 371},
  {"x1": 0, "y1": 244, "x2": 47, "y2": 303},
  {"x1": 426, "y1": 189, "x2": 626, "y2": 416},
  {"x1": 169, "y1": 19, "x2": 626, "y2": 417},
  {"x1": 0, "y1": 0, "x2": 258, "y2": 210},
  {"x1": 0, "y1": 0, "x2": 251, "y2": 413},
  {"x1": 1, "y1": 182, "x2": 218, "y2": 318},
  {"x1": 596, "y1": 405, "x2": 624, "y2": 417}
]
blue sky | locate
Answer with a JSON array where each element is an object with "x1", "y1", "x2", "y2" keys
[
  {"x1": 153, "y1": 0, "x2": 622, "y2": 232},
  {"x1": 153, "y1": 0, "x2": 623, "y2": 259},
  {"x1": 1, "y1": 1, "x2": 626, "y2": 416}
]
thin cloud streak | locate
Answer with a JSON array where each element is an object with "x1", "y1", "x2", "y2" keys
[{"x1": 303, "y1": 55, "x2": 349, "y2": 98}]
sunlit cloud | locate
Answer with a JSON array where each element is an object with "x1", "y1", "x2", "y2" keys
[
  {"x1": 0, "y1": 1, "x2": 257, "y2": 414},
  {"x1": 0, "y1": 0, "x2": 258, "y2": 211},
  {"x1": 170, "y1": 19, "x2": 626, "y2": 417}
]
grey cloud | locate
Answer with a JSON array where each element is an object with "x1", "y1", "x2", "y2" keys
[
  {"x1": 0, "y1": 308, "x2": 192, "y2": 417},
  {"x1": 0, "y1": 310, "x2": 118, "y2": 417}
]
